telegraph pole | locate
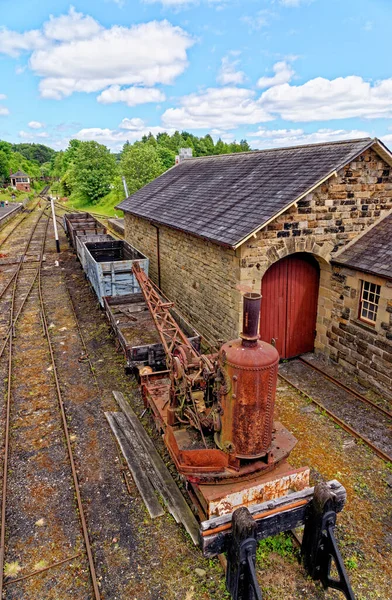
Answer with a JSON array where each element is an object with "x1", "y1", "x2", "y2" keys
[
  {"x1": 122, "y1": 175, "x2": 129, "y2": 198},
  {"x1": 49, "y1": 196, "x2": 60, "y2": 253}
]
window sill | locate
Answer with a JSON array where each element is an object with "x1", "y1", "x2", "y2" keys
[{"x1": 351, "y1": 318, "x2": 378, "y2": 334}]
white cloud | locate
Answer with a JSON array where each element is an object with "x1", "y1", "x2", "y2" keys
[
  {"x1": 241, "y1": 9, "x2": 274, "y2": 31},
  {"x1": 32, "y1": 20, "x2": 193, "y2": 100},
  {"x1": 19, "y1": 129, "x2": 49, "y2": 139},
  {"x1": 248, "y1": 127, "x2": 370, "y2": 149},
  {"x1": 257, "y1": 61, "x2": 295, "y2": 88},
  {"x1": 0, "y1": 11, "x2": 193, "y2": 103},
  {"x1": 217, "y1": 56, "x2": 245, "y2": 86},
  {"x1": 162, "y1": 87, "x2": 272, "y2": 130},
  {"x1": 0, "y1": 29, "x2": 45, "y2": 57},
  {"x1": 142, "y1": 0, "x2": 230, "y2": 5},
  {"x1": 0, "y1": 93, "x2": 6, "y2": 100},
  {"x1": 97, "y1": 85, "x2": 166, "y2": 106},
  {"x1": 279, "y1": 0, "x2": 312, "y2": 6},
  {"x1": 259, "y1": 75, "x2": 392, "y2": 121},
  {"x1": 74, "y1": 118, "x2": 175, "y2": 149},
  {"x1": 18, "y1": 130, "x2": 31, "y2": 138},
  {"x1": 119, "y1": 118, "x2": 148, "y2": 130},
  {"x1": 43, "y1": 6, "x2": 102, "y2": 42},
  {"x1": 0, "y1": 107, "x2": 9, "y2": 116},
  {"x1": 144, "y1": 0, "x2": 197, "y2": 4},
  {"x1": 28, "y1": 120, "x2": 44, "y2": 129},
  {"x1": 162, "y1": 69, "x2": 392, "y2": 131}
]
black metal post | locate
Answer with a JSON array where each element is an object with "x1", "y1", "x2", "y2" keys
[
  {"x1": 302, "y1": 482, "x2": 355, "y2": 600},
  {"x1": 226, "y1": 507, "x2": 263, "y2": 600}
]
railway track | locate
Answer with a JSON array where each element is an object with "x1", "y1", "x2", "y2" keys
[
  {"x1": 0, "y1": 186, "x2": 50, "y2": 250},
  {"x1": 279, "y1": 357, "x2": 392, "y2": 464},
  {"x1": 0, "y1": 207, "x2": 100, "y2": 598}
]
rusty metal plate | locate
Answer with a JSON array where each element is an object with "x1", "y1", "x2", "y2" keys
[{"x1": 196, "y1": 462, "x2": 310, "y2": 517}]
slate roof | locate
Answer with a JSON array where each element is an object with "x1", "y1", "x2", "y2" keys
[
  {"x1": 117, "y1": 137, "x2": 390, "y2": 248},
  {"x1": 10, "y1": 171, "x2": 29, "y2": 178},
  {"x1": 332, "y1": 213, "x2": 392, "y2": 280}
]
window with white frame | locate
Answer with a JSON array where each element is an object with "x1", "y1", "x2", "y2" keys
[{"x1": 359, "y1": 281, "x2": 381, "y2": 324}]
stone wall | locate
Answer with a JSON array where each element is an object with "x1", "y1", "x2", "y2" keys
[
  {"x1": 124, "y1": 214, "x2": 242, "y2": 343},
  {"x1": 316, "y1": 266, "x2": 392, "y2": 399}
]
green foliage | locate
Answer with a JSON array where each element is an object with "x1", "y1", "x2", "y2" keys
[
  {"x1": 8, "y1": 151, "x2": 41, "y2": 178},
  {"x1": 68, "y1": 140, "x2": 117, "y2": 204},
  {"x1": 11, "y1": 142, "x2": 55, "y2": 165},
  {"x1": 345, "y1": 554, "x2": 359, "y2": 570},
  {"x1": 157, "y1": 145, "x2": 176, "y2": 169},
  {"x1": 0, "y1": 141, "x2": 12, "y2": 159},
  {"x1": 120, "y1": 142, "x2": 165, "y2": 196},
  {"x1": 46, "y1": 129, "x2": 252, "y2": 210},
  {"x1": 256, "y1": 533, "x2": 297, "y2": 564},
  {"x1": 0, "y1": 150, "x2": 9, "y2": 181}
]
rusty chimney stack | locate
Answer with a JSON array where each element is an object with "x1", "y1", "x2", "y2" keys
[{"x1": 240, "y1": 293, "x2": 261, "y2": 346}]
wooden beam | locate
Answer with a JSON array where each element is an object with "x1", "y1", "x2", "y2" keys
[
  {"x1": 112, "y1": 391, "x2": 200, "y2": 545},
  {"x1": 200, "y1": 481, "x2": 346, "y2": 558},
  {"x1": 105, "y1": 412, "x2": 164, "y2": 519}
]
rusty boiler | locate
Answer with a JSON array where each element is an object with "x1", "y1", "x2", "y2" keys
[{"x1": 218, "y1": 293, "x2": 279, "y2": 459}]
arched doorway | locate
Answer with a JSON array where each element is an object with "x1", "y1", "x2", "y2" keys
[{"x1": 259, "y1": 253, "x2": 320, "y2": 359}]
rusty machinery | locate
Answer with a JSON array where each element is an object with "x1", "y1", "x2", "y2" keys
[{"x1": 132, "y1": 263, "x2": 355, "y2": 600}]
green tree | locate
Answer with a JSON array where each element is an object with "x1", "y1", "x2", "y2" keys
[
  {"x1": 0, "y1": 150, "x2": 10, "y2": 181},
  {"x1": 157, "y1": 146, "x2": 176, "y2": 170},
  {"x1": 68, "y1": 141, "x2": 117, "y2": 204},
  {"x1": 120, "y1": 142, "x2": 164, "y2": 195},
  {"x1": 0, "y1": 141, "x2": 12, "y2": 159},
  {"x1": 11, "y1": 143, "x2": 55, "y2": 165}
]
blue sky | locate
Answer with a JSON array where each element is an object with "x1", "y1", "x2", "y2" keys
[{"x1": 0, "y1": 0, "x2": 392, "y2": 151}]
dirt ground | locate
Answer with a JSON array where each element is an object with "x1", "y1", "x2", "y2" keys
[{"x1": 0, "y1": 205, "x2": 390, "y2": 599}]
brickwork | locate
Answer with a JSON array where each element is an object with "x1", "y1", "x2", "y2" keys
[
  {"x1": 124, "y1": 215, "x2": 242, "y2": 343},
  {"x1": 316, "y1": 266, "x2": 392, "y2": 399}
]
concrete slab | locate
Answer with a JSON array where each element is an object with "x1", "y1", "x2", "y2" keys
[{"x1": 0, "y1": 203, "x2": 22, "y2": 227}]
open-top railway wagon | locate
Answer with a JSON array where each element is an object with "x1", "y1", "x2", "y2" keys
[
  {"x1": 64, "y1": 212, "x2": 107, "y2": 247},
  {"x1": 103, "y1": 293, "x2": 201, "y2": 371},
  {"x1": 83, "y1": 239, "x2": 149, "y2": 306}
]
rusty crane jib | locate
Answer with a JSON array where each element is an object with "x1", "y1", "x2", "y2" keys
[{"x1": 132, "y1": 262, "x2": 200, "y2": 365}]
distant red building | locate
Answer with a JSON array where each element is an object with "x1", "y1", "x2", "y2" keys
[{"x1": 10, "y1": 170, "x2": 31, "y2": 192}]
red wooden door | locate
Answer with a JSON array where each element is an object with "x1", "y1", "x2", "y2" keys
[{"x1": 259, "y1": 253, "x2": 320, "y2": 359}]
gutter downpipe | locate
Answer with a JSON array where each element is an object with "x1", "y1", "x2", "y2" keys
[{"x1": 153, "y1": 224, "x2": 161, "y2": 289}]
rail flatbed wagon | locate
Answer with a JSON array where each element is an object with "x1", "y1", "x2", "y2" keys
[
  {"x1": 75, "y1": 234, "x2": 115, "y2": 270},
  {"x1": 64, "y1": 212, "x2": 107, "y2": 247},
  {"x1": 84, "y1": 240, "x2": 149, "y2": 306},
  {"x1": 103, "y1": 293, "x2": 201, "y2": 370}
]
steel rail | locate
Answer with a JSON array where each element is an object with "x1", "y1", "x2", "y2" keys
[
  {"x1": 298, "y1": 357, "x2": 392, "y2": 419},
  {"x1": 0, "y1": 197, "x2": 42, "y2": 250},
  {"x1": 0, "y1": 185, "x2": 48, "y2": 249},
  {"x1": 278, "y1": 373, "x2": 392, "y2": 464},
  {"x1": 38, "y1": 228, "x2": 101, "y2": 600},
  {"x1": 0, "y1": 210, "x2": 50, "y2": 359},
  {"x1": 0, "y1": 211, "x2": 51, "y2": 598}
]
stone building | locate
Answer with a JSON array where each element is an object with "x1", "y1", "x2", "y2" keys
[
  {"x1": 10, "y1": 170, "x2": 31, "y2": 192},
  {"x1": 118, "y1": 137, "x2": 392, "y2": 396},
  {"x1": 327, "y1": 214, "x2": 392, "y2": 398}
]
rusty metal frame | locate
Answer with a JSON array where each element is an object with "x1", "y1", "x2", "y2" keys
[{"x1": 133, "y1": 263, "x2": 199, "y2": 362}]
